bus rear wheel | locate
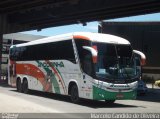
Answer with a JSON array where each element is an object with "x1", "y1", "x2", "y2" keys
[
  {"x1": 22, "y1": 79, "x2": 29, "y2": 94},
  {"x1": 16, "y1": 79, "x2": 22, "y2": 92},
  {"x1": 70, "y1": 85, "x2": 80, "y2": 103}
]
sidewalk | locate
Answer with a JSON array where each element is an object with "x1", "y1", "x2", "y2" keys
[{"x1": 0, "y1": 86, "x2": 60, "y2": 113}]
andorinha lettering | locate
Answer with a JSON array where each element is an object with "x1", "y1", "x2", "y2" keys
[{"x1": 38, "y1": 61, "x2": 64, "y2": 68}]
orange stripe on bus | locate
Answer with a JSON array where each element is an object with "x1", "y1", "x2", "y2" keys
[
  {"x1": 44, "y1": 83, "x2": 52, "y2": 92},
  {"x1": 16, "y1": 64, "x2": 45, "y2": 79},
  {"x1": 16, "y1": 63, "x2": 47, "y2": 89},
  {"x1": 73, "y1": 35, "x2": 90, "y2": 40}
]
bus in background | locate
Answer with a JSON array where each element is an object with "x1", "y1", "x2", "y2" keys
[
  {"x1": 133, "y1": 50, "x2": 147, "y2": 94},
  {"x1": 133, "y1": 50, "x2": 146, "y2": 79},
  {"x1": 8, "y1": 32, "x2": 145, "y2": 104},
  {"x1": 8, "y1": 40, "x2": 29, "y2": 87}
]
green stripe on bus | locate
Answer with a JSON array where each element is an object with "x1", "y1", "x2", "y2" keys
[
  {"x1": 45, "y1": 60, "x2": 66, "y2": 94},
  {"x1": 93, "y1": 86, "x2": 137, "y2": 100},
  {"x1": 36, "y1": 61, "x2": 60, "y2": 94},
  {"x1": 55, "y1": 67, "x2": 66, "y2": 91}
]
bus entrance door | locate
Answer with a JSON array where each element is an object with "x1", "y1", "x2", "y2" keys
[
  {"x1": 8, "y1": 60, "x2": 16, "y2": 87},
  {"x1": 82, "y1": 74, "x2": 93, "y2": 99}
]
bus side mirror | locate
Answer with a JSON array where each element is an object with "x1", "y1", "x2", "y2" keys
[
  {"x1": 141, "y1": 58, "x2": 146, "y2": 66},
  {"x1": 82, "y1": 46, "x2": 98, "y2": 63},
  {"x1": 133, "y1": 50, "x2": 146, "y2": 66}
]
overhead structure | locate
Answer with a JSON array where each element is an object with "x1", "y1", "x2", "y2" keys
[
  {"x1": 0, "y1": 0, "x2": 160, "y2": 34},
  {"x1": 0, "y1": 0, "x2": 160, "y2": 82}
]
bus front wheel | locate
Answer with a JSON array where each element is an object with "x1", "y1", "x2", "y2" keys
[{"x1": 70, "y1": 85, "x2": 80, "y2": 103}]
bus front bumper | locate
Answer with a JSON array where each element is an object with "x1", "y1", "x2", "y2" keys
[{"x1": 93, "y1": 86, "x2": 137, "y2": 100}]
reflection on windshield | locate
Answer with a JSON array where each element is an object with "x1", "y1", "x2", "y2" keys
[{"x1": 94, "y1": 43, "x2": 137, "y2": 80}]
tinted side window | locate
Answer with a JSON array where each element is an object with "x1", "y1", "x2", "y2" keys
[
  {"x1": 10, "y1": 40, "x2": 76, "y2": 63},
  {"x1": 10, "y1": 47, "x2": 16, "y2": 60},
  {"x1": 74, "y1": 39, "x2": 95, "y2": 77}
]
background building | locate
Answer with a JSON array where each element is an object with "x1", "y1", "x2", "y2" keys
[
  {"x1": 99, "y1": 22, "x2": 160, "y2": 81},
  {"x1": 1, "y1": 33, "x2": 46, "y2": 83}
]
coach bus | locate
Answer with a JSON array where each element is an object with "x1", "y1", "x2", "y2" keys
[{"x1": 8, "y1": 32, "x2": 146, "y2": 104}]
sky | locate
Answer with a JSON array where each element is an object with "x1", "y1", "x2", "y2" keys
[{"x1": 22, "y1": 12, "x2": 160, "y2": 36}]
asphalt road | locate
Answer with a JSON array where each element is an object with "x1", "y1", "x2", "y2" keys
[{"x1": 0, "y1": 84, "x2": 160, "y2": 118}]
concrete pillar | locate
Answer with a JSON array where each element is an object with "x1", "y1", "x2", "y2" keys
[
  {"x1": 0, "y1": 15, "x2": 4, "y2": 83},
  {"x1": 0, "y1": 33, "x2": 2, "y2": 83}
]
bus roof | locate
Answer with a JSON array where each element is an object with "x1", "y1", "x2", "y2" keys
[{"x1": 12, "y1": 32, "x2": 130, "y2": 48}]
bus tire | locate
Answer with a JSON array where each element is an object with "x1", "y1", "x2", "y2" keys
[
  {"x1": 16, "y1": 78, "x2": 22, "y2": 92},
  {"x1": 22, "y1": 79, "x2": 29, "y2": 94},
  {"x1": 105, "y1": 100, "x2": 115, "y2": 105},
  {"x1": 70, "y1": 85, "x2": 80, "y2": 103}
]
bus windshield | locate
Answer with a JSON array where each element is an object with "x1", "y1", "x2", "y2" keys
[{"x1": 94, "y1": 43, "x2": 137, "y2": 80}]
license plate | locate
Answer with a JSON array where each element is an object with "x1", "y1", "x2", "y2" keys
[{"x1": 116, "y1": 93, "x2": 124, "y2": 98}]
